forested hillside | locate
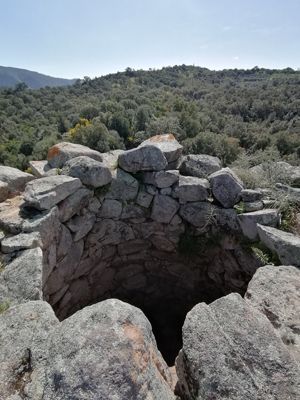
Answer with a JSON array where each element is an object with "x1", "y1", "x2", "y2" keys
[
  {"x1": 0, "y1": 65, "x2": 299, "y2": 170},
  {"x1": 0, "y1": 66, "x2": 76, "y2": 89}
]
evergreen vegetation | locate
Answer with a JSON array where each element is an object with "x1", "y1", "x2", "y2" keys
[{"x1": 0, "y1": 65, "x2": 299, "y2": 170}]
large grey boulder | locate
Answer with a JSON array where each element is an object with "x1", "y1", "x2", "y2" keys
[
  {"x1": 245, "y1": 265, "x2": 300, "y2": 363},
  {"x1": 24, "y1": 175, "x2": 82, "y2": 210},
  {"x1": 176, "y1": 293, "x2": 300, "y2": 400},
  {"x1": 238, "y1": 209, "x2": 280, "y2": 240},
  {"x1": 173, "y1": 176, "x2": 210, "y2": 202},
  {"x1": 43, "y1": 299, "x2": 175, "y2": 400},
  {"x1": 0, "y1": 166, "x2": 34, "y2": 193},
  {"x1": 151, "y1": 194, "x2": 180, "y2": 223},
  {"x1": 105, "y1": 169, "x2": 139, "y2": 201},
  {"x1": 179, "y1": 154, "x2": 221, "y2": 178},
  {"x1": 140, "y1": 134, "x2": 183, "y2": 163},
  {"x1": 0, "y1": 301, "x2": 59, "y2": 400},
  {"x1": 257, "y1": 224, "x2": 300, "y2": 266},
  {"x1": 47, "y1": 142, "x2": 103, "y2": 168},
  {"x1": 58, "y1": 187, "x2": 92, "y2": 222},
  {"x1": 143, "y1": 170, "x2": 179, "y2": 188},
  {"x1": 0, "y1": 247, "x2": 43, "y2": 306},
  {"x1": 62, "y1": 156, "x2": 112, "y2": 187},
  {"x1": 118, "y1": 145, "x2": 168, "y2": 173},
  {"x1": 209, "y1": 167, "x2": 244, "y2": 208}
]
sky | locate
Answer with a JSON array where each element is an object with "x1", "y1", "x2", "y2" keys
[{"x1": 0, "y1": 0, "x2": 299, "y2": 78}]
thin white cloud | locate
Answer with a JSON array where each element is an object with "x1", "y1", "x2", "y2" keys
[{"x1": 233, "y1": 56, "x2": 239, "y2": 60}]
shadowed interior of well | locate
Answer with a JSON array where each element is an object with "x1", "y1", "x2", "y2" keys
[{"x1": 47, "y1": 240, "x2": 260, "y2": 365}]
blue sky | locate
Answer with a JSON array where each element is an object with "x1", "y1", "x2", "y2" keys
[{"x1": 0, "y1": 0, "x2": 299, "y2": 78}]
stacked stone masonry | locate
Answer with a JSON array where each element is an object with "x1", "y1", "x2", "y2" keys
[{"x1": 0, "y1": 135, "x2": 299, "y2": 399}]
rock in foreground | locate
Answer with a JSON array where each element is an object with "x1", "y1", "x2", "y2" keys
[
  {"x1": 0, "y1": 301, "x2": 59, "y2": 400},
  {"x1": 257, "y1": 224, "x2": 300, "y2": 266},
  {"x1": 176, "y1": 293, "x2": 300, "y2": 400},
  {"x1": 43, "y1": 299, "x2": 175, "y2": 400},
  {"x1": 245, "y1": 265, "x2": 300, "y2": 363}
]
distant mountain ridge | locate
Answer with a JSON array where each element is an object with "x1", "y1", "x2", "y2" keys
[{"x1": 0, "y1": 66, "x2": 77, "y2": 89}]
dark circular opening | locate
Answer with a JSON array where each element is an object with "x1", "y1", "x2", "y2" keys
[{"x1": 48, "y1": 238, "x2": 260, "y2": 366}]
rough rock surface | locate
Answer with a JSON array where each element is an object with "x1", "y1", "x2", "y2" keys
[
  {"x1": 245, "y1": 265, "x2": 300, "y2": 363},
  {"x1": 151, "y1": 194, "x2": 180, "y2": 223},
  {"x1": 29, "y1": 160, "x2": 52, "y2": 177},
  {"x1": 0, "y1": 301, "x2": 59, "y2": 400},
  {"x1": 24, "y1": 175, "x2": 82, "y2": 210},
  {"x1": 0, "y1": 166, "x2": 34, "y2": 194},
  {"x1": 0, "y1": 247, "x2": 43, "y2": 305},
  {"x1": 238, "y1": 209, "x2": 280, "y2": 240},
  {"x1": 62, "y1": 156, "x2": 112, "y2": 187},
  {"x1": 176, "y1": 293, "x2": 300, "y2": 400},
  {"x1": 100, "y1": 149, "x2": 124, "y2": 169},
  {"x1": 140, "y1": 134, "x2": 183, "y2": 163},
  {"x1": 173, "y1": 176, "x2": 210, "y2": 203},
  {"x1": 179, "y1": 202, "x2": 215, "y2": 229},
  {"x1": 179, "y1": 154, "x2": 221, "y2": 178},
  {"x1": 209, "y1": 167, "x2": 244, "y2": 208},
  {"x1": 43, "y1": 300, "x2": 175, "y2": 400},
  {"x1": 66, "y1": 212, "x2": 96, "y2": 241},
  {"x1": 143, "y1": 170, "x2": 179, "y2": 188},
  {"x1": 1, "y1": 232, "x2": 41, "y2": 253},
  {"x1": 58, "y1": 187, "x2": 92, "y2": 222},
  {"x1": 241, "y1": 189, "x2": 263, "y2": 202},
  {"x1": 118, "y1": 145, "x2": 168, "y2": 173},
  {"x1": 105, "y1": 168, "x2": 139, "y2": 201},
  {"x1": 257, "y1": 224, "x2": 300, "y2": 266},
  {"x1": 47, "y1": 142, "x2": 103, "y2": 168}
]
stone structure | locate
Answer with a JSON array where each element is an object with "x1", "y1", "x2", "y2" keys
[{"x1": 0, "y1": 135, "x2": 299, "y2": 399}]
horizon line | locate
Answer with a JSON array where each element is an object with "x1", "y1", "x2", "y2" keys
[{"x1": 1, "y1": 63, "x2": 299, "y2": 80}]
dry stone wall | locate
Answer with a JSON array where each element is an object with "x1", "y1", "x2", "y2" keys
[
  {"x1": 0, "y1": 135, "x2": 299, "y2": 399},
  {"x1": 0, "y1": 136, "x2": 265, "y2": 319}
]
